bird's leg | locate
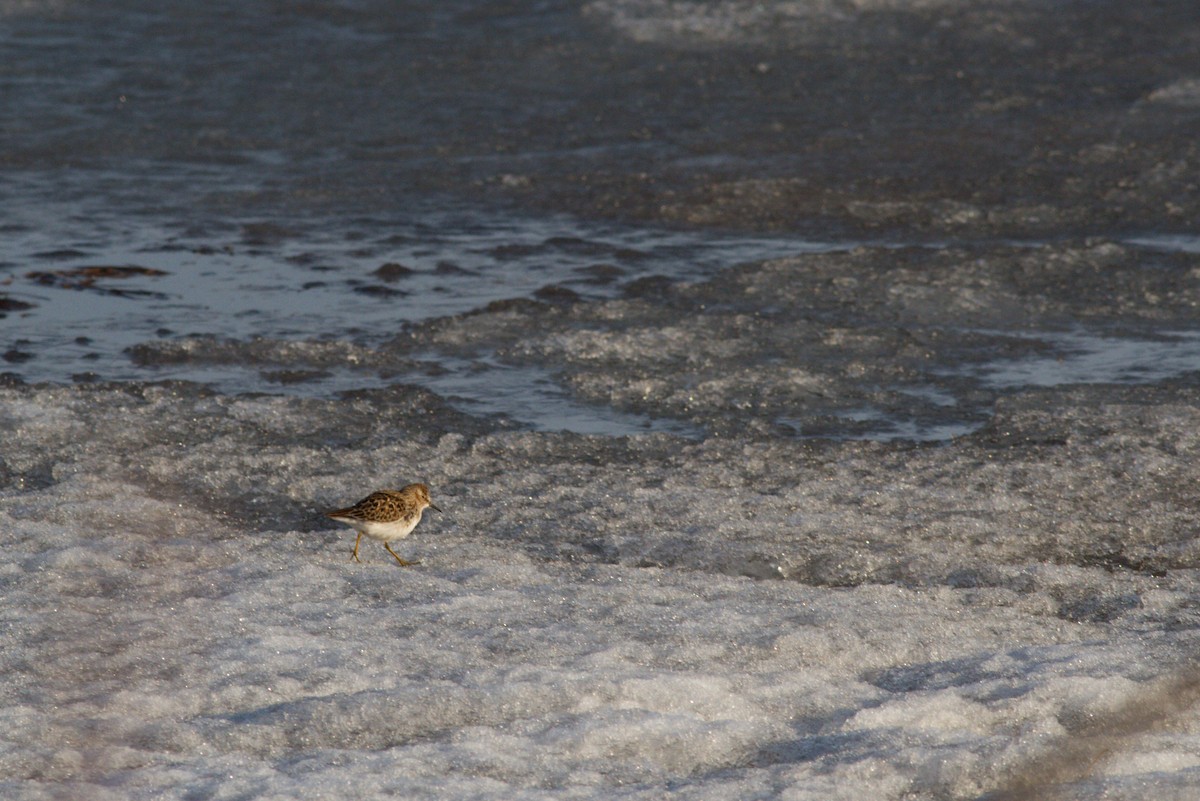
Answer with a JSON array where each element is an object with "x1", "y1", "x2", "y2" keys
[
  {"x1": 352, "y1": 532, "x2": 363, "y2": 563},
  {"x1": 384, "y1": 542, "x2": 419, "y2": 567}
]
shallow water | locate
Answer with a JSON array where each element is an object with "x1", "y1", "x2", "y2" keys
[
  {"x1": 8, "y1": 209, "x2": 1200, "y2": 437},
  {"x1": 2, "y1": 201, "x2": 837, "y2": 433},
  {"x1": 963, "y1": 329, "x2": 1200, "y2": 390}
]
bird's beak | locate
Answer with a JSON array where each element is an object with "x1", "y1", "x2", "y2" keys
[{"x1": 429, "y1": 502, "x2": 443, "y2": 513}]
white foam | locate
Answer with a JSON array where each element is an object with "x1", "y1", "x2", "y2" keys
[{"x1": 1147, "y1": 78, "x2": 1200, "y2": 107}]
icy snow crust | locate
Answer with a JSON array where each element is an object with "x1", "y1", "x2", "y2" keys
[{"x1": 8, "y1": 246, "x2": 1200, "y2": 800}]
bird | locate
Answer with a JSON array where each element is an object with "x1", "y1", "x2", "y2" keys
[{"x1": 325, "y1": 483, "x2": 441, "y2": 566}]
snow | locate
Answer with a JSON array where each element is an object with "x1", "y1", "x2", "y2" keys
[{"x1": 4, "y1": 379, "x2": 1200, "y2": 800}]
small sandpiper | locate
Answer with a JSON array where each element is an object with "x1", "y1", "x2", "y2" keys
[{"x1": 326, "y1": 483, "x2": 441, "y2": 566}]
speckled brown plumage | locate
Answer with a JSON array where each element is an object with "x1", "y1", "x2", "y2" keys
[{"x1": 326, "y1": 483, "x2": 441, "y2": 566}]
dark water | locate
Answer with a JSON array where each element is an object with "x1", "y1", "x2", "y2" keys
[
  {"x1": 0, "y1": 0, "x2": 831, "y2": 431},
  {"x1": 1, "y1": 194, "x2": 845, "y2": 432},
  {"x1": 4, "y1": 0, "x2": 1200, "y2": 439}
]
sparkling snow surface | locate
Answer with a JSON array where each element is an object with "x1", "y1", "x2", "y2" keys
[{"x1": 5, "y1": 379, "x2": 1200, "y2": 800}]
